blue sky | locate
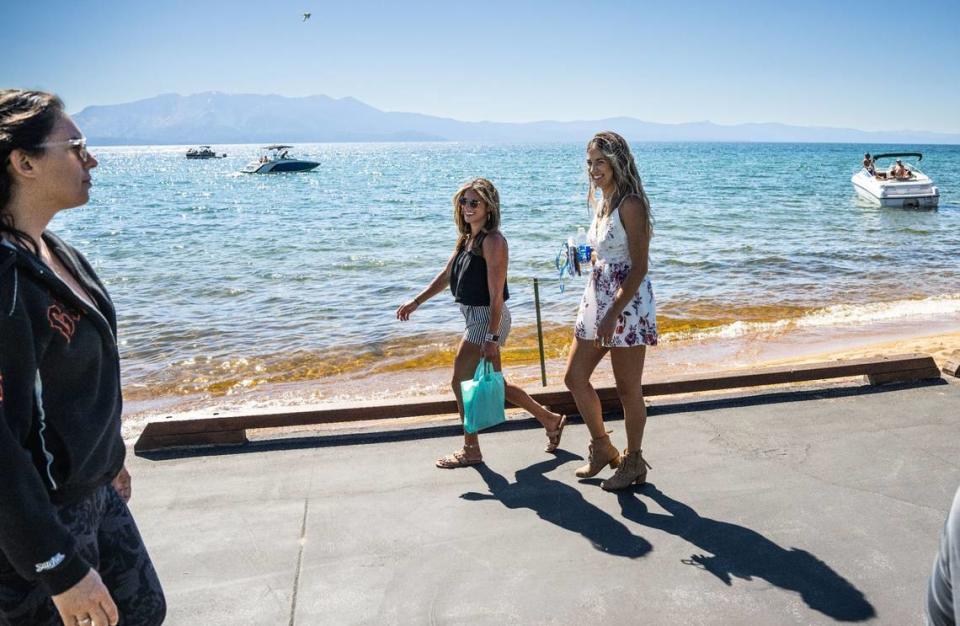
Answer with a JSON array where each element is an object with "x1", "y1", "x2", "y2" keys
[{"x1": 5, "y1": 0, "x2": 960, "y2": 132}]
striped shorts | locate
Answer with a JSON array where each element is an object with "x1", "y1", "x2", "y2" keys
[{"x1": 459, "y1": 304, "x2": 512, "y2": 346}]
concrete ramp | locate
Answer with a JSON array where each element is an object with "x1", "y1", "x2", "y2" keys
[{"x1": 129, "y1": 379, "x2": 960, "y2": 624}]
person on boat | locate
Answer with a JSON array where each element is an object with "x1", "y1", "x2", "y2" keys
[
  {"x1": 396, "y1": 178, "x2": 566, "y2": 468},
  {"x1": 564, "y1": 131, "x2": 658, "y2": 491},
  {"x1": 280, "y1": 150, "x2": 289, "y2": 159},
  {"x1": 863, "y1": 153, "x2": 876, "y2": 176},
  {"x1": 0, "y1": 89, "x2": 166, "y2": 625},
  {"x1": 891, "y1": 159, "x2": 911, "y2": 179}
]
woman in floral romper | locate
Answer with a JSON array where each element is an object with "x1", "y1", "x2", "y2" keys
[{"x1": 565, "y1": 131, "x2": 658, "y2": 491}]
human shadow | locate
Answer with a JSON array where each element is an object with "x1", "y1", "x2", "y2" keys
[
  {"x1": 461, "y1": 450, "x2": 651, "y2": 558},
  {"x1": 617, "y1": 484, "x2": 876, "y2": 621}
]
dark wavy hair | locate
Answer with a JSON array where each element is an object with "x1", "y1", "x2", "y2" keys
[{"x1": 0, "y1": 89, "x2": 64, "y2": 252}]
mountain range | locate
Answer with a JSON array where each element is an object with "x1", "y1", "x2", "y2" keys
[{"x1": 73, "y1": 92, "x2": 960, "y2": 145}]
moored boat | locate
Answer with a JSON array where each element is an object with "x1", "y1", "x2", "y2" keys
[
  {"x1": 241, "y1": 145, "x2": 319, "y2": 173},
  {"x1": 852, "y1": 152, "x2": 939, "y2": 209},
  {"x1": 186, "y1": 146, "x2": 225, "y2": 159}
]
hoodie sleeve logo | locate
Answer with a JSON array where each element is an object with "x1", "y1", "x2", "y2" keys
[
  {"x1": 48, "y1": 302, "x2": 81, "y2": 342},
  {"x1": 34, "y1": 552, "x2": 66, "y2": 573}
]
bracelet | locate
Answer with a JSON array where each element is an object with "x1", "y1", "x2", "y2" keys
[
  {"x1": 413, "y1": 296, "x2": 422, "y2": 305},
  {"x1": 484, "y1": 333, "x2": 500, "y2": 343}
]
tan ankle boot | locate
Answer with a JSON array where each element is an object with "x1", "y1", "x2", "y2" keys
[
  {"x1": 574, "y1": 435, "x2": 621, "y2": 478},
  {"x1": 601, "y1": 449, "x2": 652, "y2": 491}
]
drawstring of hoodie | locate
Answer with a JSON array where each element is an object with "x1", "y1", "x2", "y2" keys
[{"x1": 7, "y1": 267, "x2": 16, "y2": 316}]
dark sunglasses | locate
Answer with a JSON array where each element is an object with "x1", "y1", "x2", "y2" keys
[
  {"x1": 458, "y1": 197, "x2": 482, "y2": 209},
  {"x1": 40, "y1": 137, "x2": 91, "y2": 163}
]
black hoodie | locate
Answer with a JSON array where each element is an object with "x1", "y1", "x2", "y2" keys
[{"x1": 0, "y1": 232, "x2": 125, "y2": 595}]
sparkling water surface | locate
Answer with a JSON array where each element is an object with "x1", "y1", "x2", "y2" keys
[{"x1": 52, "y1": 142, "x2": 960, "y2": 399}]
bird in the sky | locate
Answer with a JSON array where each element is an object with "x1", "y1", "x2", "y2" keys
[{"x1": 303, "y1": 12, "x2": 311, "y2": 21}]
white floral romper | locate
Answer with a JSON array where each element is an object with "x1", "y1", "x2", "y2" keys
[{"x1": 574, "y1": 205, "x2": 658, "y2": 347}]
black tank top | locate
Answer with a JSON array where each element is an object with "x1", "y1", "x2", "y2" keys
[{"x1": 450, "y1": 242, "x2": 509, "y2": 306}]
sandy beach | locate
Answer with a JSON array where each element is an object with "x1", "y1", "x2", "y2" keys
[{"x1": 121, "y1": 318, "x2": 960, "y2": 442}]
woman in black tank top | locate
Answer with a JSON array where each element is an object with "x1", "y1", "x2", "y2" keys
[
  {"x1": 449, "y1": 231, "x2": 509, "y2": 306},
  {"x1": 396, "y1": 178, "x2": 566, "y2": 468}
]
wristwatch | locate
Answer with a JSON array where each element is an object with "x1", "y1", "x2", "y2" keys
[{"x1": 484, "y1": 333, "x2": 500, "y2": 343}]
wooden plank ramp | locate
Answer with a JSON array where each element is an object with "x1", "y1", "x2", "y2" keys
[
  {"x1": 134, "y1": 353, "x2": 942, "y2": 453},
  {"x1": 942, "y1": 353, "x2": 960, "y2": 378}
]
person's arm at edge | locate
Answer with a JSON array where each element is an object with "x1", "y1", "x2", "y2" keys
[
  {"x1": 595, "y1": 195, "x2": 650, "y2": 343},
  {"x1": 0, "y1": 315, "x2": 90, "y2": 596},
  {"x1": 927, "y1": 486, "x2": 960, "y2": 625},
  {"x1": 609, "y1": 195, "x2": 651, "y2": 315},
  {"x1": 482, "y1": 233, "x2": 508, "y2": 361}
]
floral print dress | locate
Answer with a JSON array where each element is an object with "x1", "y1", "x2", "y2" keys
[{"x1": 574, "y1": 205, "x2": 658, "y2": 347}]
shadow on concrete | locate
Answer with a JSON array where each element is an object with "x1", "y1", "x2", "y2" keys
[
  {"x1": 136, "y1": 379, "x2": 946, "y2": 461},
  {"x1": 617, "y1": 483, "x2": 876, "y2": 622},
  {"x1": 461, "y1": 450, "x2": 652, "y2": 558}
]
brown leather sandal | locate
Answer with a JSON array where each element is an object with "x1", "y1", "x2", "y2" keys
[
  {"x1": 436, "y1": 444, "x2": 483, "y2": 469},
  {"x1": 544, "y1": 415, "x2": 567, "y2": 453}
]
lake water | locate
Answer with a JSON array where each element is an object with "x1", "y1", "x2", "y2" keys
[{"x1": 50, "y1": 142, "x2": 960, "y2": 410}]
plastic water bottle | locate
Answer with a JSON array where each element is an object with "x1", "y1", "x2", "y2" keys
[
  {"x1": 566, "y1": 236, "x2": 578, "y2": 276},
  {"x1": 576, "y1": 226, "x2": 591, "y2": 264}
]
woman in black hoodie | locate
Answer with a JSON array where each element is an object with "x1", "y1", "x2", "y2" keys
[{"x1": 0, "y1": 90, "x2": 165, "y2": 626}]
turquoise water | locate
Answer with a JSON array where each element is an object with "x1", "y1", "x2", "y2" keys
[{"x1": 51, "y1": 142, "x2": 960, "y2": 402}]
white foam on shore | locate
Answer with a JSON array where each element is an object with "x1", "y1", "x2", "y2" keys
[
  {"x1": 671, "y1": 294, "x2": 960, "y2": 341},
  {"x1": 123, "y1": 293, "x2": 960, "y2": 442}
]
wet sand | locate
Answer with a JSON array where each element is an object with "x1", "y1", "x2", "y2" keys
[{"x1": 121, "y1": 319, "x2": 960, "y2": 442}]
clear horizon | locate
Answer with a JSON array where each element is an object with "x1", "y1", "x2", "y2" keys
[{"x1": 6, "y1": 0, "x2": 960, "y2": 133}]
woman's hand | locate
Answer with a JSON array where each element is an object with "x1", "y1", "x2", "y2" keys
[
  {"x1": 51, "y1": 569, "x2": 119, "y2": 626},
  {"x1": 597, "y1": 309, "x2": 619, "y2": 346},
  {"x1": 395, "y1": 299, "x2": 420, "y2": 321},
  {"x1": 112, "y1": 466, "x2": 131, "y2": 503},
  {"x1": 481, "y1": 340, "x2": 500, "y2": 361}
]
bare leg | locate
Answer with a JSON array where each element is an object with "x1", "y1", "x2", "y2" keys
[
  {"x1": 610, "y1": 345, "x2": 648, "y2": 453},
  {"x1": 478, "y1": 349, "x2": 563, "y2": 450},
  {"x1": 563, "y1": 338, "x2": 609, "y2": 439},
  {"x1": 485, "y1": 346, "x2": 561, "y2": 430},
  {"x1": 503, "y1": 382, "x2": 562, "y2": 429},
  {"x1": 449, "y1": 339, "x2": 483, "y2": 456},
  {"x1": 565, "y1": 338, "x2": 621, "y2": 478}
]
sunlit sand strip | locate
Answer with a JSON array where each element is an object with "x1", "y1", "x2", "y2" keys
[
  {"x1": 120, "y1": 294, "x2": 960, "y2": 406},
  {"x1": 121, "y1": 322, "x2": 960, "y2": 443}
]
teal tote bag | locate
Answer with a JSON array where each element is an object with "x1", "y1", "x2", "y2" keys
[{"x1": 461, "y1": 359, "x2": 506, "y2": 434}]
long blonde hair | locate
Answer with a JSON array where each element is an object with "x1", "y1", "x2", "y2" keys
[
  {"x1": 452, "y1": 177, "x2": 501, "y2": 251},
  {"x1": 587, "y1": 131, "x2": 653, "y2": 238}
]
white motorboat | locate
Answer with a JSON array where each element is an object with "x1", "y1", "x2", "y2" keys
[
  {"x1": 241, "y1": 145, "x2": 319, "y2": 174},
  {"x1": 851, "y1": 152, "x2": 939, "y2": 209}
]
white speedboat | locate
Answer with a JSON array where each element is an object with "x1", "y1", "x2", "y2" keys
[
  {"x1": 851, "y1": 152, "x2": 939, "y2": 209},
  {"x1": 241, "y1": 145, "x2": 319, "y2": 174}
]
